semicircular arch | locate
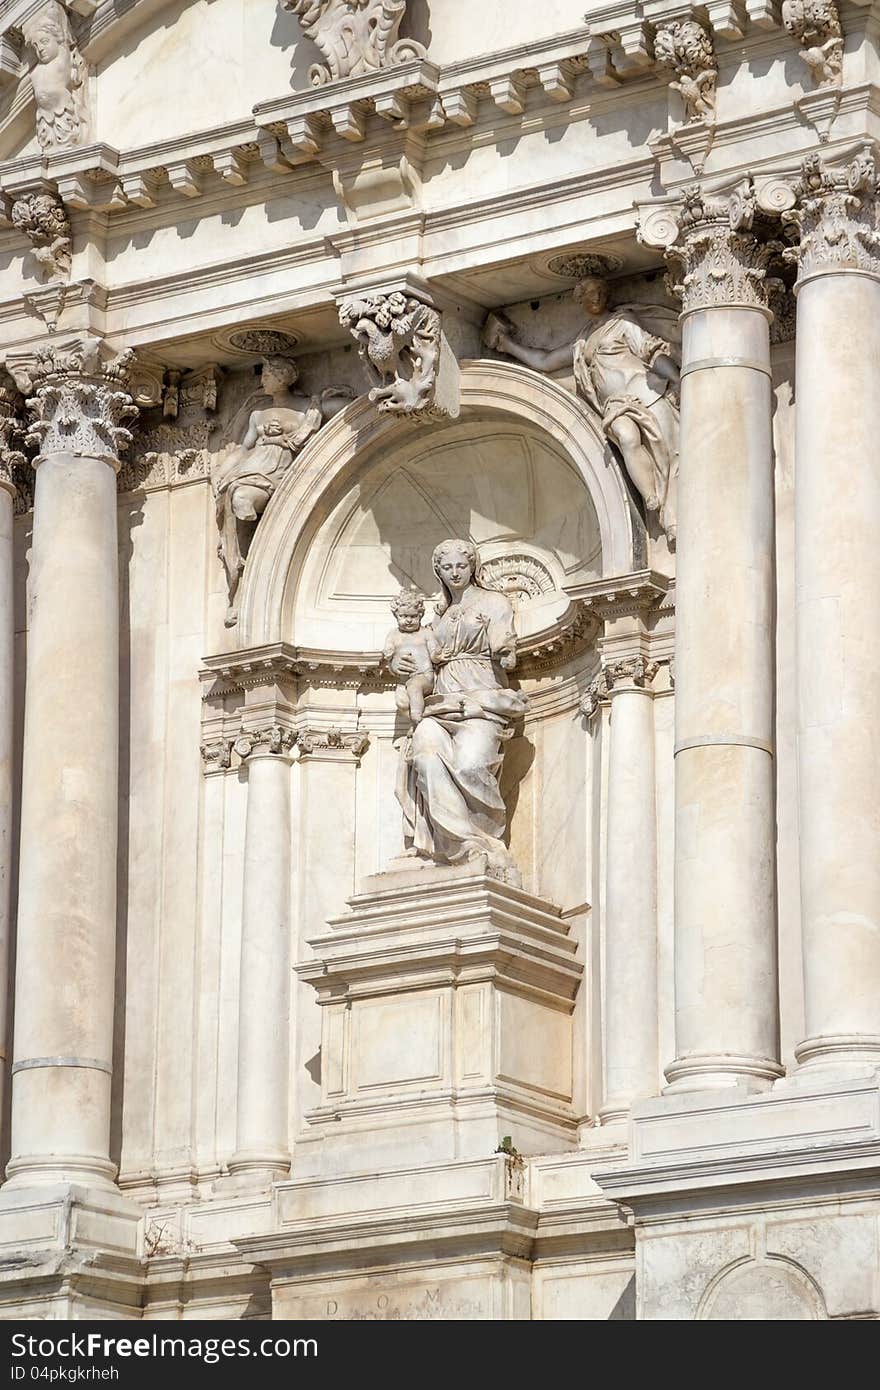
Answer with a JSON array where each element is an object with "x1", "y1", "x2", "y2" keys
[{"x1": 236, "y1": 359, "x2": 641, "y2": 648}]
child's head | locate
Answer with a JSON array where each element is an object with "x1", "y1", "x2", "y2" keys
[{"x1": 391, "y1": 588, "x2": 425, "y2": 633}]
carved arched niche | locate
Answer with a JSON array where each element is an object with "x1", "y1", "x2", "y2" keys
[{"x1": 233, "y1": 360, "x2": 641, "y2": 913}]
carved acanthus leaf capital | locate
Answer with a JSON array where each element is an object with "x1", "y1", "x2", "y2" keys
[
  {"x1": 581, "y1": 656, "x2": 658, "y2": 715},
  {"x1": 17, "y1": 341, "x2": 139, "y2": 466},
  {"x1": 11, "y1": 190, "x2": 71, "y2": 282},
  {"x1": 234, "y1": 726, "x2": 297, "y2": 760},
  {"x1": 782, "y1": 147, "x2": 880, "y2": 281},
  {"x1": 638, "y1": 181, "x2": 779, "y2": 314},
  {"x1": 282, "y1": 0, "x2": 427, "y2": 88},
  {"x1": 339, "y1": 291, "x2": 459, "y2": 423},
  {"x1": 298, "y1": 727, "x2": 370, "y2": 759}
]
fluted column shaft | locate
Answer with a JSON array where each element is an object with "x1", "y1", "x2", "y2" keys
[
  {"x1": 7, "y1": 345, "x2": 136, "y2": 1188},
  {"x1": 228, "y1": 727, "x2": 295, "y2": 1181},
  {"x1": 594, "y1": 658, "x2": 659, "y2": 1122},
  {"x1": 642, "y1": 187, "x2": 782, "y2": 1091},
  {"x1": 788, "y1": 150, "x2": 880, "y2": 1072}
]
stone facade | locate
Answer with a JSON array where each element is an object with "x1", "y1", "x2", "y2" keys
[{"x1": 0, "y1": 0, "x2": 877, "y2": 1322}]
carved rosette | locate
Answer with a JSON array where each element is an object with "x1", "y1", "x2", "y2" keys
[
  {"x1": 298, "y1": 728, "x2": 370, "y2": 759},
  {"x1": 782, "y1": 148, "x2": 880, "y2": 283},
  {"x1": 781, "y1": 0, "x2": 843, "y2": 88},
  {"x1": 339, "y1": 291, "x2": 455, "y2": 423},
  {"x1": 0, "y1": 374, "x2": 28, "y2": 497},
  {"x1": 639, "y1": 182, "x2": 776, "y2": 315},
  {"x1": 581, "y1": 656, "x2": 658, "y2": 716},
  {"x1": 283, "y1": 0, "x2": 427, "y2": 87},
  {"x1": 11, "y1": 190, "x2": 71, "y2": 282},
  {"x1": 234, "y1": 726, "x2": 297, "y2": 760},
  {"x1": 19, "y1": 343, "x2": 139, "y2": 467},
  {"x1": 653, "y1": 19, "x2": 717, "y2": 126}
]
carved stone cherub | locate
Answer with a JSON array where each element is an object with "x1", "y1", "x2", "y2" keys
[
  {"x1": 22, "y1": 2, "x2": 88, "y2": 151},
  {"x1": 383, "y1": 589, "x2": 440, "y2": 724}
]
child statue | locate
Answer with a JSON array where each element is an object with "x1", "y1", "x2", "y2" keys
[{"x1": 383, "y1": 589, "x2": 439, "y2": 725}]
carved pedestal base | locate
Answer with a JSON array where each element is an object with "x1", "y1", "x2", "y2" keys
[{"x1": 295, "y1": 860, "x2": 583, "y2": 1178}]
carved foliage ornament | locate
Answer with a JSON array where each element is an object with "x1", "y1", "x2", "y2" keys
[
  {"x1": 0, "y1": 374, "x2": 27, "y2": 494},
  {"x1": 11, "y1": 190, "x2": 71, "y2": 282},
  {"x1": 339, "y1": 291, "x2": 445, "y2": 421},
  {"x1": 581, "y1": 656, "x2": 659, "y2": 716},
  {"x1": 22, "y1": 1, "x2": 89, "y2": 151},
  {"x1": 15, "y1": 342, "x2": 138, "y2": 465},
  {"x1": 298, "y1": 727, "x2": 369, "y2": 758},
  {"x1": 639, "y1": 182, "x2": 778, "y2": 314},
  {"x1": 234, "y1": 726, "x2": 297, "y2": 760},
  {"x1": 781, "y1": 0, "x2": 843, "y2": 88},
  {"x1": 653, "y1": 19, "x2": 717, "y2": 125},
  {"x1": 782, "y1": 148, "x2": 880, "y2": 281},
  {"x1": 283, "y1": 0, "x2": 426, "y2": 87}
]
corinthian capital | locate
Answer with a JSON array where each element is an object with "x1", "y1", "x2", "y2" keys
[
  {"x1": 638, "y1": 181, "x2": 777, "y2": 314},
  {"x1": 782, "y1": 147, "x2": 880, "y2": 281},
  {"x1": 14, "y1": 340, "x2": 139, "y2": 467}
]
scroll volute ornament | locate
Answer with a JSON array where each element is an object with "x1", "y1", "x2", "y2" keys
[{"x1": 282, "y1": 0, "x2": 427, "y2": 87}]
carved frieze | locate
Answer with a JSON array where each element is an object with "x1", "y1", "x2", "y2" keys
[
  {"x1": 653, "y1": 19, "x2": 717, "y2": 125},
  {"x1": 120, "y1": 367, "x2": 222, "y2": 495},
  {"x1": 782, "y1": 148, "x2": 880, "y2": 282},
  {"x1": 339, "y1": 291, "x2": 459, "y2": 423},
  {"x1": 282, "y1": 0, "x2": 427, "y2": 87},
  {"x1": 639, "y1": 182, "x2": 778, "y2": 314},
  {"x1": 13, "y1": 341, "x2": 138, "y2": 467},
  {"x1": 11, "y1": 191, "x2": 71, "y2": 282},
  {"x1": 22, "y1": 2, "x2": 89, "y2": 151},
  {"x1": 782, "y1": 0, "x2": 843, "y2": 88}
]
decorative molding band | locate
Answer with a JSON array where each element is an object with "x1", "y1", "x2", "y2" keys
[
  {"x1": 680, "y1": 355, "x2": 772, "y2": 378},
  {"x1": 674, "y1": 733, "x2": 774, "y2": 756},
  {"x1": 12, "y1": 1055, "x2": 113, "y2": 1075}
]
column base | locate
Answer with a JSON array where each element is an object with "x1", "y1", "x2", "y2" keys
[
  {"x1": 664, "y1": 1053, "x2": 784, "y2": 1094},
  {"x1": 795, "y1": 1034, "x2": 880, "y2": 1074},
  {"x1": 4, "y1": 1152, "x2": 119, "y2": 1191},
  {"x1": 0, "y1": 1180, "x2": 142, "y2": 1319},
  {"x1": 218, "y1": 1151, "x2": 291, "y2": 1194}
]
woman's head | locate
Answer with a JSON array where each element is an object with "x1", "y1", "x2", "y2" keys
[
  {"x1": 260, "y1": 355, "x2": 299, "y2": 394},
  {"x1": 573, "y1": 275, "x2": 610, "y2": 318},
  {"x1": 24, "y1": 4, "x2": 67, "y2": 60},
  {"x1": 433, "y1": 538, "x2": 481, "y2": 611}
]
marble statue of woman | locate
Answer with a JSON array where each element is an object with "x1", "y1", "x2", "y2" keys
[
  {"x1": 390, "y1": 539, "x2": 529, "y2": 886},
  {"x1": 213, "y1": 355, "x2": 352, "y2": 626},
  {"x1": 22, "y1": 2, "x2": 88, "y2": 151},
  {"x1": 484, "y1": 275, "x2": 681, "y2": 544}
]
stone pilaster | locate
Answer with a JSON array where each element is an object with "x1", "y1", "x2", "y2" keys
[
  {"x1": 784, "y1": 148, "x2": 880, "y2": 1073},
  {"x1": 586, "y1": 654, "x2": 660, "y2": 1123},
  {"x1": 226, "y1": 723, "x2": 297, "y2": 1184},
  {"x1": 7, "y1": 340, "x2": 137, "y2": 1189},
  {"x1": 639, "y1": 184, "x2": 782, "y2": 1092},
  {"x1": 0, "y1": 376, "x2": 24, "y2": 1126}
]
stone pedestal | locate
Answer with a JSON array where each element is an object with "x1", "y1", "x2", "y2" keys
[{"x1": 294, "y1": 860, "x2": 583, "y2": 1177}]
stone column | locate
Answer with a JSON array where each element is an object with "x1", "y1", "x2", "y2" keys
[
  {"x1": 227, "y1": 724, "x2": 296, "y2": 1183},
  {"x1": 640, "y1": 185, "x2": 782, "y2": 1092},
  {"x1": 786, "y1": 149, "x2": 880, "y2": 1073},
  {"x1": 0, "y1": 379, "x2": 24, "y2": 1124},
  {"x1": 587, "y1": 655, "x2": 660, "y2": 1123},
  {"x1": 7, "y1": 342, "x2": 137, "y2": 1189}
]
